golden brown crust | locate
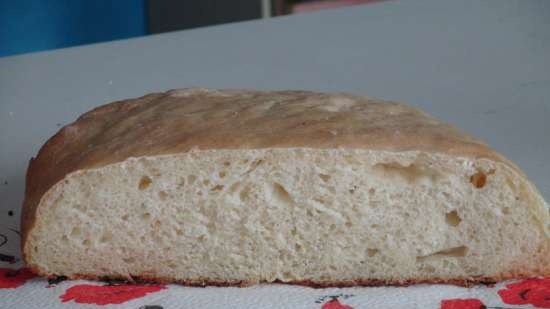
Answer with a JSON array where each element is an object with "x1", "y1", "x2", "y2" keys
[{"x1": 21, "y1": 88, "x2": 532, "y2": 284}]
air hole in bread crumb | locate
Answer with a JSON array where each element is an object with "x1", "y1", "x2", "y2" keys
[
  {"x1": 223, "y1": 161, "x2": 231, "y2": 167},
  {"x1": 445, "y1": 210, "x2": 461, "y2": 227},
  {"x1": 219, "y1": 171, "x2": 226, "y2": 178},
  {"x1": 373, "y1": 162, "x2": 441, "y2": 183},
  {"x1": 121, "y1": 214, "x2": 129, "y2": 221},
  {"x1": 246, "y1": 159, "x2": 264, "y2": 174},
  {"x1": 345, "y1": 221, "x2": 353, "y2": 227},
  {"x1": 71, "y1": 227, "x2": 81, "y2": 236},
  {"x1": 138, "y1": 176, "x2": 152, "y2": 190},
  {"x1": 329, "y1": 224, "x2": 336, "y2": 231},
  {"x1": 99, "y1": 232, "x2": 112, "y2": 243},
  {"x1": 198, "y1": 235, "x2": 206, "y2": 242},
  {"x1": 239, "y1": 187, "x2": 250, "y2": 201},
  {"x1": 319, "y1": 174, "x2": 331, "y2": 182},
  {"x1": 141, "y1": 212, "x2": 151, "y2": 220},
  {"x1": 82, "y1": 239, "x2": 91, "y2": 247},
  {"x1": 314, "y1": 197, "x2": 327, "y2": 205},
  {"x1": 61, "y1": 235, "x2": 69, "y2": 243},
  {"x1": 153, "y1": 220, "x2": 161, "y2": 227},
  {"x1": 424, "y1": 265, "x2": 435, "y2": 273},
  {"x1": 417, "y1": 246, "x2": 468, "y2": 261},
  {"x1": 291, "y1": 227, "x2": 298, "y2": 236},
  {"x1": 503, "y1": 207, "x2": 511, "y2": 215},
  {"x1": 158, "y1": 190, "x2": 168, "y2": 201},
  {"x1": 470, "y1": 171, "x2": 487, "y2": 188},
  {"x1": 176, "y1": 229, "x2": 184, "y2": 236},
  {"x1": 211, "y1": 185, "x2": 224, "y2": 192},
  {"x1": 228, "y1": 182, "x2": 241, "y2": 194},
  {"x1": 123, "y1": 257, "x2": 135, "y2": 264},
  {"x1": 272, "y1": 182, "x2": 294, "y2": 206},
  {"x1": 368, "y1": 188, "x2": 376, "y2": 196},
  {"x1": 188, "y1": 175, "x2": 197, "y2": 184},
  {"x1": 295, "y1": 243, "x2": 302, "y2": 251},
  {"x1": 367, "y1": 248, "x2": 379, "y2": 257},
  {"x1": 203, "y1": 179, "x2": 210, "y2": 186},
  {"x1": 371, "y1": 224, "x2": 379, "y2": 230}
]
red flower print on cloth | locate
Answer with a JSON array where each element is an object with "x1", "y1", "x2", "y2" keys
[
  {"x1": 0, "y1": 268, "x2": 35, "y2": 288},
  {"x1": 60, "y1": 284, "x2": 166, "y2": 305},
  {"x1": 440, "y1": 298, "x2": 485, "y2": 309},
  {"x1": 321, "y1": 298, "x2": 355, "y2": 309},
  {"x1": 498, "y1": 277, "x2": 550, "y2": 308}
]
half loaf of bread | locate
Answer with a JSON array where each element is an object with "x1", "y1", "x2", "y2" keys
[{"x1": 22, "y1": 88, "x2": 549, "y2": 286}]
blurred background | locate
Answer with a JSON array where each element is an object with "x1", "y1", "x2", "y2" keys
[{"x1": 0, "y1": 0, "x2": 381, "y2": 58}]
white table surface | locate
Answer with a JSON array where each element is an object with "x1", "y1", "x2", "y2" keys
[{"x1": 1, "y1": 0, "x2": 549, "y2": 242}]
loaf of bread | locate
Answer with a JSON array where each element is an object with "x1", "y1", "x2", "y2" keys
[{"x1": 21, "y1": 88, "x2": 549, "y2": 286}]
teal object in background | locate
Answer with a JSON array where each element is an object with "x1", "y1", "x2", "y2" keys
[{"x1": 0, "y1": 0, "x2": 146, "y2": 57}]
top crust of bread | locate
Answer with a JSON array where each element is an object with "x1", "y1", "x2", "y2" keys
[{"x1": 21, "y1": 88, "x2": 543, "y2": 262}]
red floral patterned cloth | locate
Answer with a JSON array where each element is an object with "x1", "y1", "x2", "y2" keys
[
  {"x1": 59, "y1": 284, "x2": 166, "y2": 305},
  {"x1": 1, "y1": 267, "x2": 549, "y2": 309},
  {"x1": 498, "y1": 278, "x2": 550, "y2": 308}
]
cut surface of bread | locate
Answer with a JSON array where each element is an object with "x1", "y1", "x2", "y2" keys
[{"x1": 22, "y1": 89, "x2": 549, "y2": 286}]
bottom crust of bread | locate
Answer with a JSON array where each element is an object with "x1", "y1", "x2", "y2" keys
[{"x1": 34, "y1": 266, "x2": 544, "y2": 288}]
